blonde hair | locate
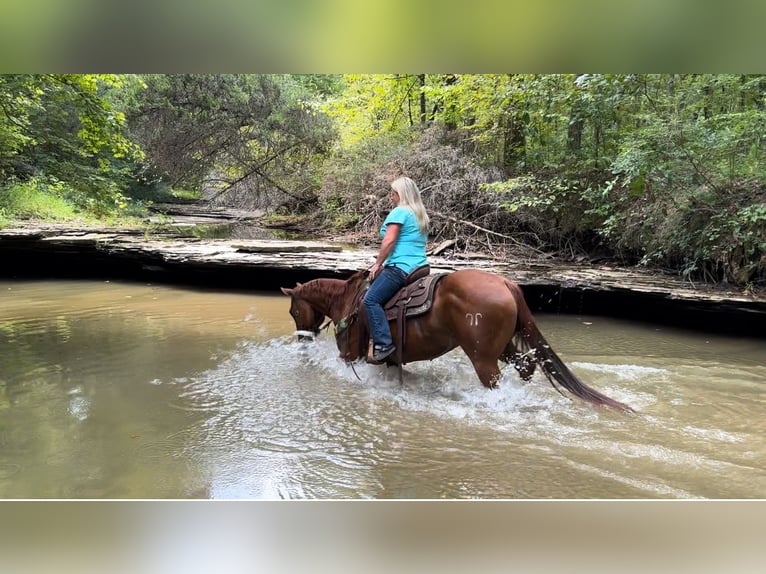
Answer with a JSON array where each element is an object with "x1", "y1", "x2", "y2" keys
[{"x1": 391, "y1": 176, "x2": 429, "y2": 234}]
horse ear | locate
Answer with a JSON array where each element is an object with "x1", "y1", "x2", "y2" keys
[{"x1": 280, "y1": 287, "x2": 293, "y2": 296}]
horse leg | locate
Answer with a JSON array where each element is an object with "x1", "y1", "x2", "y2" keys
[
  {"x1": 465, "y1": 355, "x2": 503, "y2": 389},
  {"x1": 454, "y1": 322, "x2": 511, "y2": 390},
  {"x1": 500, "y1": 339, "x2": 537, "y2": 381}
]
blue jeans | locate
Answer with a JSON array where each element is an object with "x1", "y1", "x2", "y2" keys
[{"x1": 363, "y1": 265, "x2": 406, "y2": 348}]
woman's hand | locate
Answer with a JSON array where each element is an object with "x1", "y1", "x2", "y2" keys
[{"x1": 368, "y1": 262, "x2": 382, "y2": 281}]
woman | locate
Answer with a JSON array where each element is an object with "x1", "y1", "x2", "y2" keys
[{"x1": 364, "y1": 176, "x2": 430, "y2": 363}]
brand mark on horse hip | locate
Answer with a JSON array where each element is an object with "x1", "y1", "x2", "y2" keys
[{"x1": 465, "y1": 312, "x2": 483, "y2": 326}]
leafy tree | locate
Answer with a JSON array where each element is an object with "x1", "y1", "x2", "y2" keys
[
  {"x1": 3, "y1": 73, "x2": 764, "y2": 287},
  {"x1": 0, "y1": 74, "x2": 143, "y2": 214},
  {"x1": 0, "y1": 76, "x2": 34, "y2": 178},
  {"x1": 123, "y1": 74, "x2": 338, "y2": 209},
  {"x1": 321, "y1": 73, "x2": 766, "y2": 286}
]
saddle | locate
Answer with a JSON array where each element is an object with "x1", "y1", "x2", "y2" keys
[
  {"x1": 383, "y1": 266, "x2": 445, "y2": 321},
  {"x1": 365, "y1": 265, "x2": 448, "y2": 366}
]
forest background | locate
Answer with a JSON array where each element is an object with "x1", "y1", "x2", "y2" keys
[{"x1": 1, "y1": 73, "x2": 764, "y2": 290}]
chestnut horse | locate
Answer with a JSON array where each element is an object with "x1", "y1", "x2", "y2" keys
[{"x1": 281, "y1": 269, "x2": 632, "y2": 412}]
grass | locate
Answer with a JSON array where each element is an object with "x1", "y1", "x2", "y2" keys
[
  {"x1": 0, "y1": 180, "x2": 81, "y2": 221},
  {"x1": 0, "y1": 178, "x2": 201, "y2": 230},
  {"x1": 123, "y1": 182, "x2": 200, "y2": 204}
]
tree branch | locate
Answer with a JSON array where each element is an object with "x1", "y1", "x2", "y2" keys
[
  {"x1": 429, "y1": 210, "x2": 549, "y2": 255},
  {"x1": 204, "y1": 139, "x2": 310, "y2": 204}
]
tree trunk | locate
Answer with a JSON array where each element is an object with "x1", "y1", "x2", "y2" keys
[
  {"x1": 442, "y1": 74, "x2": 458, "y2": 131},
  {"x1": 418, "y1": 74, "x2": 427, "y2": 125},
  {"x1": 568, "y1": 116, "x2": 583, "y2": 153},
  {"x1": 502, "y1": 113, "x2": 526, "y2": 176}
]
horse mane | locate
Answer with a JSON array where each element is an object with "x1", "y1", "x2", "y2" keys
[
  {"x1": 337, "y1": 269, "x2": 371, "y2": 361},
  {"x1": 295, "y1": 269, "x2": 369, "y2": 322},
  {"x1": 338, "y1": 269, "x2": 369, "y2": 313},
  {"x1": 344, "y1": 269, "x2": 368, "y2": 290}
]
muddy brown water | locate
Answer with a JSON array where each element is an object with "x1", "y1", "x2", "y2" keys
[{"x1": 0, "y1": 279, "x2": 764, "y2": 499}]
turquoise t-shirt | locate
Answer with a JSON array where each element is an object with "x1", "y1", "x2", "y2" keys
[{"x1": 379, "y1": 206, "x2": 428, "y2": 274}]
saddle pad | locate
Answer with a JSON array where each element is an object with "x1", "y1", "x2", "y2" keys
[{"x1": 383, "y1": 273, "x2": 447, "y2": 322}]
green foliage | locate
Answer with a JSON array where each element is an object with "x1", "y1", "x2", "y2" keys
[
  {"x1": 318, "y1": 129, "x2": 410, "y2": 228},
  {"x1": 0, "y1": 75, "x2": 37, "y2": 177},
  {"x1": 575, "y1": 75, "x2": 766, "y2": 284},
  {"x1": 486, "y1": 176, "x2": 563, "y2": 214},
  {"x1": 481, "y1": 174, "x2": 607, "y2": 254},
  {"x1": 0, "y1": 74, "x2": 144, "y2": 215},
  {"x1": 3, "y1": 73, "x2": 765, "y2": 287},
  {"x1": 698, "y1": 201, "x2": 766, "y2": 284},
  {"x1": 421, "y1": 73, "x2": 766, "y2": 285},
  {"x1": 322, "y1": 74, "x2": 439, "y2": 147},
  {"x1": 0, "y1": 177, "x2": 80, "y2": 220},
  {"x1": 123, "y1": 74, "x2": 337, "y2": 210}
]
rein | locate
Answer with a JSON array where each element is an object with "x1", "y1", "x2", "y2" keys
[
  {"x1": 293, "y1": 272, "x2": 371, "y2": 382},
  {"x1": 333, "y1": 277, "x2": 370, "y2": 379},
  {"x1": 333, "y1": 277, "x2": 369, "y2": 339}
]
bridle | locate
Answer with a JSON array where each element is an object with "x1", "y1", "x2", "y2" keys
[{"x1": 294, "y1": 317, "x2": 332, "y2": 340}]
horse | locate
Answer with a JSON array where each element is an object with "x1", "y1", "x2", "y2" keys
[{"x1": 281, "y1": 268, "x2": 633, "y2": 412}]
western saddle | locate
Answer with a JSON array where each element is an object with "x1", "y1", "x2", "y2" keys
[{"x1": 365, "y1": 265, "x2": 448, "y2": 366}]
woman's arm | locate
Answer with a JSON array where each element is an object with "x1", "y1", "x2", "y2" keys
[{"x1": 369, "y1": 223, "x2": 401, "y2": 280}]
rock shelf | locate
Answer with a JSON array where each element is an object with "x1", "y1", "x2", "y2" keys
[{"x1": 2, "y1": 224, "x2": 764, "y2": 337}]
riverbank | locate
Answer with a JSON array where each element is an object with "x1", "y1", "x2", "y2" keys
[{"x1": 1, "y1": 221, "x2": 764, "y2": 337}]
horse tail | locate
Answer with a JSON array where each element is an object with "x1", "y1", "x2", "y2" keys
[{"x1": 505, "y1": 280, "x2": 633, "y2": 413}]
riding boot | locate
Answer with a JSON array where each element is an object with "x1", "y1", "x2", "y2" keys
[{"x1": 366, "y1": 339, "x2": 396, "y2": 364}]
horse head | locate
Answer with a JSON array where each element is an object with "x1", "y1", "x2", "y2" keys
[
  {"x1": 281, "y1": 284, "x2": 325, "y2": 340},
  {"x1": 281, "y1": 269, "x2": 371, "y2": 360}
]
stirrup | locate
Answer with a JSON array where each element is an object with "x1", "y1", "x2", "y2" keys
[{"x1": 368, "y1": 343, "x2": 395, "y2": 364}]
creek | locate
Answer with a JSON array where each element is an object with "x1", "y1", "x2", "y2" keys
[{"x1": 1, "y1": 279, "x2": 763, "y2": 498}]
